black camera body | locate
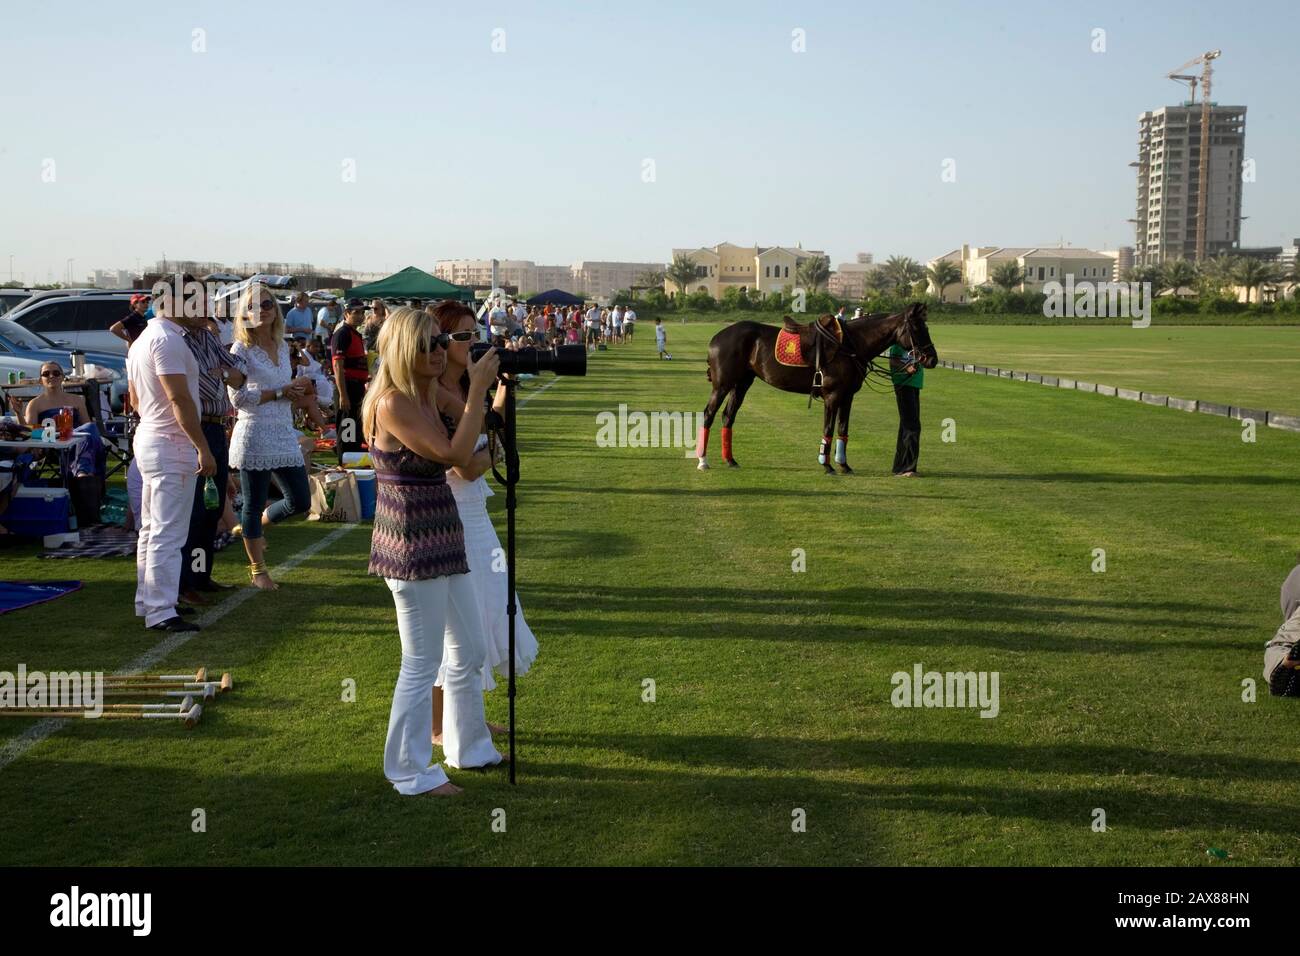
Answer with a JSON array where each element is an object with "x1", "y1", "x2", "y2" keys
[{"x1": 470, "y1": 343, "x2": 587, "y2": 377}]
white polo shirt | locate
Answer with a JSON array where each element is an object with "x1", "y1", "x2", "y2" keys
[{"x1": 127, "y1": 316, "x2": 199, "y2": 443}]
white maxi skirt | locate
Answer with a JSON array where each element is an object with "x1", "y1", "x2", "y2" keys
[{"x1": 438, "y1": 468, "x2": 538, "y2": 692}]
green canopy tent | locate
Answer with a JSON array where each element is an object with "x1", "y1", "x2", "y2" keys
[{"x1": 348, "y1": 266, "x2": 474, "y2": 303}]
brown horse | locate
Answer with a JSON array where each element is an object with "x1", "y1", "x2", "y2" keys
[{"x1": 695, "y1": 303, "x2": 938, "y2": 473}]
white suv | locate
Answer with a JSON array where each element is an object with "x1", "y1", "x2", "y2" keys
[{"x1": 6, "y1": 292, "x2": 138, "y2": 356}]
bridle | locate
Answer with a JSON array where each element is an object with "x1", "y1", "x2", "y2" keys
[
  {"x1": 857, "y1": 309, "x2": 928, "y2": 393},
  {"x1": 804, "y1": 308, "x2": 930, "y2": 400}
]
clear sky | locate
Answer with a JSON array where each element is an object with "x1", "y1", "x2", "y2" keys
[{"x1": 1, "y1": 0, "x2": 1296, "y2": 282}]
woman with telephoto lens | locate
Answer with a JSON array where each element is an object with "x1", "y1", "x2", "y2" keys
[{"x1": 425, "y1": 302, "x2": 539, "y2": 746}]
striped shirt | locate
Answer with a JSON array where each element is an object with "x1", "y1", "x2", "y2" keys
[{"x1": 183, "y1": 326, "x2": 246, "y2": 418}]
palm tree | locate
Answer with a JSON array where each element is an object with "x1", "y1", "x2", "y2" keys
[
  {"x1": 1122, "y1": 264, "x2": 1167, "y2": 297},
  {"x1": 884, "y1": 255, "x2": 924, "y2": 294},
  {"x1": 665, "y1": 253, "x2": 701, "y2": 297},
  {"x1": 635, "y1": 268, "x2": 665, "y2": 289},
  {"x1": 926, "y1": 260, "x2": 962, "y2": 301},
  {"x1": 1234, "y1": 257, "x2": 1283, "y2": 304},
  {"x1": 1159, "y1": 259, "x2": 1197, "y2": 296},
  {"x1": 1286, "y1": 257, "x2": 1300, "y2": 301},
  {"x1": 864, "y1": 268, "x2": 892, "y2": 296},
  {"x1": 1197, "y1": 254, "x2": 1239, "y2": 297},
  {"x1": 990, "y1": 261, "x2": 1024, "y2": 292},
  {"x1": 796, "y1": 255, "x2": 830, "y2": 293}
]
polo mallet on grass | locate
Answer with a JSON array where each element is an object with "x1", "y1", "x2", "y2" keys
[
  {"x1": 0, "y1": 704, "x2": 202, "y2": 728},
  {"x1": 104, "y1": 672, "x2": 232, "y2": 693},
  {"x1": 110, "y1": 668, "x2": 208, "y2": 683},
  {"x1": 100, "y1": 683, "x2": 222, "y2": 698},
  {"x1": 98, "y1": 695, "x2": 194, "y2": 712},
  {"x1": 102, "y1": 685, "x2": 216, "y2": 701}
]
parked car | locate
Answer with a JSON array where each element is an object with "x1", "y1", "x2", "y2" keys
[
  {"x1": 0, "y1": 289, "x2": 37, "y2": 316},
  {"x1": 0, "y1": 317, "x2": 128, "y2": 412},
  {"x1": 5, "y1": 291, "x2": 142, "y2": 356}
]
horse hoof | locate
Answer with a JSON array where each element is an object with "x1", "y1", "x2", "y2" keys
[
  {"x1": 838, "y1": 464, "x2": 854, "y2": 474},
  {"x1": 725, "y1": 459, "x2": 739, "y2": 468},
  {"x1": 697, "y1": 459, "x2": 710, "y2": 471}
]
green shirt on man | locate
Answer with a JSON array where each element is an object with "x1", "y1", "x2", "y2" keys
[{"x1": 888, "y1": 343, "x2": 924, "y2": 389}]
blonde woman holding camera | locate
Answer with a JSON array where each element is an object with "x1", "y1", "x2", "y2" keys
[{"x1": 362, "y1": 306, "x2": 504, "y2": 796}]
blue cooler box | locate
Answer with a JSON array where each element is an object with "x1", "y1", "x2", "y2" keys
[
  {"x1": 2, "y1": 486, "x2": 72, "y2": 538},
  {"x1": 352, "y1": 469, "x2": 377, "y2": 520}
]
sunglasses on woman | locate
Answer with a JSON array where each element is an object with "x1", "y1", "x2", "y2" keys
[
  {"x1": 258, "y1": 300, "x2": 275, "y2": 310},
  {"x1": 418, "y1": 330, "x2": 475, "y2": 352},
  {"x1": 41, "y1": 369, "x2": 63, "y2": 379}
]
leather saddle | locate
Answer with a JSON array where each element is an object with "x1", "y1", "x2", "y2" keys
[{"x1": 775, "y1": 315, "x2": 843, "y2": 368}]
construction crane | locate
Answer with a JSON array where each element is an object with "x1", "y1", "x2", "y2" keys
[{"x1": 1168, "y1": 50, "x2": 1221, "y2": 261}]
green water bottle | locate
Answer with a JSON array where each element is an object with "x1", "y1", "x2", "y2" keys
[{"x1": 203, "y1": 476, "x2": 220, "y2": 511}]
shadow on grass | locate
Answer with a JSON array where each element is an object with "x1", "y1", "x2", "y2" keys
[
  {"x1": 926, "y1": 470, "x2": 1300, "y2": 487},
  {"x1": 5, "y1": 744, "x2": 1294, "y2": 866},
  {"x1": 534, "y1": 730, "x2": 1300, "y2": 784},
  {"x1": 521, "y1": 583, "x2": 1249, "y2": 654},
  {"x1": 520, "y1": 481, "x2": 957, "y2": 499}
]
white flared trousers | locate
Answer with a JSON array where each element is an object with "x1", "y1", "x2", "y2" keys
[
  {"x1": 383, "y1": 573, "x2": 501, "y2": 795},
  {"x1": 133, "y1": 433, "x2": 197, "y2": 628}
]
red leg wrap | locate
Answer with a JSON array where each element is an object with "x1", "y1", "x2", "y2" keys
[{"x1": 694, "y1": 426, "x2": 710, "y2": 458}]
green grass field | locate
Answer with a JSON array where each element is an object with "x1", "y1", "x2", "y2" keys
[
  {"x1": 935, "y1": 325, "x2": 1300, "y2": 416},
  {"x1": 1, "y1": 321, "x2": 1298, "y2": 866}
]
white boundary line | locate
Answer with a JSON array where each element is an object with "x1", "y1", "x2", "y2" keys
[
  {"x1": 517, "y1": 376, "x2": 562, "y2": 407},
  {"x1": 0, "y1": 523, "x2": 359, "y2": 773}
]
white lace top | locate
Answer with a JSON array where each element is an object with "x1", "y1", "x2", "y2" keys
[{"x1": 227, "y1": 340, "x2": 305, "y2": 471}]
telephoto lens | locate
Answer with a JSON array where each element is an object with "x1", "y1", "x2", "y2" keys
[{"x1": 470, "y1": 343, "x2": 587, "y2": 377}]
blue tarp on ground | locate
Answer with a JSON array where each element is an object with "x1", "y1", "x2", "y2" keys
[{"x1": 0, "y1": 580, "x2": 82, "y2": 615}]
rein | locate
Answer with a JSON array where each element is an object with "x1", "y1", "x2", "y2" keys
[{"x1": 809, "y1": 312, "x2": 924, "y2": 401}]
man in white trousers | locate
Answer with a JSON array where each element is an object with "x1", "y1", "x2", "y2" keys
[{"x1": 127, "y1": 276, "x2": 217, "y2": 633}]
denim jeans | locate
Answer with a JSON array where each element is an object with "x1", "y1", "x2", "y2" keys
[{"x1": 238, "y1": 465, "x2": 310, "y2": 540}]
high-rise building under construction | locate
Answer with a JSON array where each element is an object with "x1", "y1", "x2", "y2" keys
[{"x1": 1134, "y1": 104, "x2": 1246, "y2": 266}]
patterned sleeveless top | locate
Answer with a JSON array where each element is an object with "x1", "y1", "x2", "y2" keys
[{"x1": 367, "y1": 442, "x2": 469, "y2": 581}]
